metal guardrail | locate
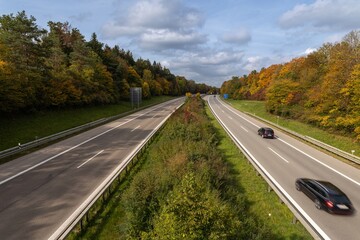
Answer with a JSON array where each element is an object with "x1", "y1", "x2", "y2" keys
[
  {"x1": 0, "y1": 118, "x2": 107, "y2": 159},
  {"x1": 49, "y1": 101, "x2": 184, "y2": 239},
  {"x1": 207, "y1": 99, "x2": 327, "y2": 240},
  {"x1": 304, "y1": 136, "x2": 360, "y2": 164}
]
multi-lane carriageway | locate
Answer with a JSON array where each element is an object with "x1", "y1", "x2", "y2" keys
[
  {"x1": 206, "y1": 95, "x2": 360, "y2": 240},
  {"x1": 0, "y1": 96, "x2": 359, "y2": 239}
]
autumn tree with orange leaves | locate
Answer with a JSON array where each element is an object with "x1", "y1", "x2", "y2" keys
[{"x1": 220, "y1": 30, "x2": 360, "y2": 141}]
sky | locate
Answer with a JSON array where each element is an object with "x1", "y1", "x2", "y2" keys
[{"x1": 1, "y1": 0, "x2": 360, "y2": 87}]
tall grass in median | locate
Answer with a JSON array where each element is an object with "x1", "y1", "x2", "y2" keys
[
  {"x1": 226, "y1": 99, "x2": 360, "y2": 158},
  {"x1": 0, "y1": 96, "x2": 175, "y2": 151}
]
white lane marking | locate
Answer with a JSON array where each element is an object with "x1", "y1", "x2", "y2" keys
[
  {"x1": 0, "y1": 100, "x2": 182, "y2": 186},
  {"x1": 151, "y1": 114, "x2": 158, "y2": 119},
  {"x1": 278, "y1": 138, "x2": 360, "y2": 186},
  {"x1": 131, "y1": 125, "x2": 141, "y2": 132},
  {"x1": 268, "y1": 147, "x2": 289, "y2": 163},
  {"x1": 228, "y1": 116, "x2": 233, "y2": 120},
  {"x1": 207, "y1": 100, "x2": 330, "y2": 240},
  {"x1": 77, "y1": 150, "x2": 104, "y2": 169},
  {"x1": 241, "y1": 126, "x2": 248, "y2": 132}
]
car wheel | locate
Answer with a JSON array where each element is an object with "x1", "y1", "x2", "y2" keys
[
  {"x1": 262, "y1": 134, "x2": 265, "y2": 138},
  {"x1": 315, "y1": 199, "x2": 322, "y2": 210},
  {"x1": 295, "y1": 182, "x2": 301, "y2": 191}
]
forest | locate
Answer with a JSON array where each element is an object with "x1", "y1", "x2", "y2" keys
[
  {"x1": 0, "y1": 11, "x2": 216, "y2": 114},
  {"x1": 220, "y1": 30, "x2": 360, "y2": 141}
]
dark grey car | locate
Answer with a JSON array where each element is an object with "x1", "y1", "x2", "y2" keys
[
  {"x1": 257, "y1": 127, "x2": 275, "y2": 139},
  {"x1": 295, "y1": 178, "x2": 354, "y2": 214}
]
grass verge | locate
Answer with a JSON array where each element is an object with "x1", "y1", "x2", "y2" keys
[{"x1": 0, "y1": 96, "x2": 175, "y2": 152}]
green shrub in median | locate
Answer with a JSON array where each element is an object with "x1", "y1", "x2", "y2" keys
[{"x1": 118, "y1": 96, "x2": 274, "y2": 239}]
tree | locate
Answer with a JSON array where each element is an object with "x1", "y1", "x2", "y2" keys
[
  {"x1": 127, "y1": 66, "x2": 142, "y2": 87},
  {"x1": 87, "y1": 33, "x2": 104, "y2": 59},
  {"x1": 142, "y1": 69, "x2": 153, "y2": 99},
  {"x1": 142, "y1": 81, "x2": 151, "y2": 99},
  {"x1": 0, "y1": 11, "x2": 48, "y2": 112},
  {"x1": 266, "y1": 79, "x2": 300, "y2": 116},
  {"x1": 68, "y1": 38, "x2": 116, "y2": 104},
  {"x1": 41, "y1": 26, "x2": 80, "y2": 107}
]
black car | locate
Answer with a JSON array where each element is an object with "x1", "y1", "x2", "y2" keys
[
  {"x1": 295, "y1": 178, "x2": 354, "y2": 214},
  {"x1": 258, "y1": 127, "x2": 275, "y2": 139}
]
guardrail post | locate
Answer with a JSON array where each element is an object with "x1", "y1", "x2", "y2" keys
[
  {"x1": 267, "y1": 185, "x2": 272, "y2": 192},
  {"x1": 292, "y1": 216, "x2": 297, "y2": 224},
  {"x1": 80, "y1": 218, "x2": 83, "y2": 232}
]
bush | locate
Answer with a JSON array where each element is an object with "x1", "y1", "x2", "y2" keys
[{"x1": 120, "y1": 96, "x2": 274, "y2": 239}]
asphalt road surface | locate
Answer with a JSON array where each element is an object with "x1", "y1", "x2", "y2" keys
[
  {"x1": 206, "y1": 95, "x2": 360, "y2": 240},
  {"x1": 0, "y1": 98, "x2": 184, "y2": 240}
]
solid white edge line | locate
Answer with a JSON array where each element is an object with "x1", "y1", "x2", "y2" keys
[
  {"x1": 268, "y1": 147, "x2": 289, "y2": 163},
  {"x1": 208, "y1": 97, "x2": 331, "y2": 240},
  {"x1": 278, "y1": 138, "x2": 360, "y2": 186},
  {"x1": 77, "y1": 150, "x2": 104, "y2": 169}
]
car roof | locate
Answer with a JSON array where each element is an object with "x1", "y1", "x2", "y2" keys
[
  {"x1": 315, "y1": 180, "x2": 344, "y2": 195},
  {"x1": 302, "y1": 178, "x2": 345, "y2": 195}
]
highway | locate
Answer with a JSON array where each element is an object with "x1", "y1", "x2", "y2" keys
[
  {"x1": 206, "y1": 95, "x2": 360, "y2": 240},
  {"x1": 0, "y1": 98, "x2": 184, "y2": 240}
]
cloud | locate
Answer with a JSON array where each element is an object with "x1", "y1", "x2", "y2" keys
[
  {"x1": 167, "y1": 49, "x2": 246, "y2": 86},
  {"x1": 101, "y1": 0, "x2": 206, "y2": 50},
  {"x1": 243, "y1": 56, "x2": 269, "y2": 72},
  {"x1": 127, "y1": 0, "x2": 204, "y2": 30},
  {"x1": 324, "y1": 33, "x2": 344, "y2": 43},
  {"x1": 137, "y1": 29, "x2": 207, "y2": 51},
  {"x1": 279, "y1": 0, "x2": 360, "y2": 31},
  {"x1": 304, "y1": 48, "x2": 317, "y2": 55},
  {"x1": 220, "y1": 28, "x2": 251, "y2": 45}
]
